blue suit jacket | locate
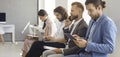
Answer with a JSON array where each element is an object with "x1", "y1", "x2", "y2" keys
[{"x1": 84, "y1": 14, "x2": 117, "y2": 57}]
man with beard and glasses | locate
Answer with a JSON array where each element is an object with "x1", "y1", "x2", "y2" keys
[{"x1": 42, "y1": 2, "x2": 88, "y2": 57}]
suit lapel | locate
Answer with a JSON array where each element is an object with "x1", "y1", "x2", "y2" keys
[
  {"x1": 92, "y1": 15, "x2": 105, "y2": 38},
  {"x1": 86, "y1": 14, "x2": 105, "y2": 40},
  {"x1": 72, "y1": 19, "x2": 84, "y2": 34},
  {"x1": 85, "y1": 20, "x2": 94, "y2": 40}
]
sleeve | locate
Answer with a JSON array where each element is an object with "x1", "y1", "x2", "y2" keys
[{"x1": 85, "y1": 21, "x2": 117, "y2": 54}]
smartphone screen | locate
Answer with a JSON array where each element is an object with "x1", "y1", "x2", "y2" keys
[{"x1": 64, "y1": 33, "x2": 76, "y2": 40}]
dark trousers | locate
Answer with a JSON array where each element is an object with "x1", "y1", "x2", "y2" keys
[{"x1": 26, "y1": 41, "x2": 65, "y2": 57}]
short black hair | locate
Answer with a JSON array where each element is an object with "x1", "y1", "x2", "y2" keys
[
  {"x1": 38, "y1": 9, "x2": 48, "y2": 16},
  {"x1": 54, "y1": 6, "x2": 68, "y2": 21},
  {"x1": 85, "y1": 0, "x2": 106, "y2": 8}
]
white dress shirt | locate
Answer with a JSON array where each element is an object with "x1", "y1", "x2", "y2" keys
[{"x1": 54, "y1": 20, "x2": 65, "y2": 39}]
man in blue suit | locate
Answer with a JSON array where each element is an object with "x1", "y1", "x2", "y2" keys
[{"x1": 65, "y1": 0, "x2": 117, "y2": 57}]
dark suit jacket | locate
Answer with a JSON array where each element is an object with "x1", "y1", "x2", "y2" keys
[
  {"x1": 63, "y1": 27, "x2": 71, "y2": 42},
  {"x1": 63, "y1": 19, "x2": 88, "y2": 55}
]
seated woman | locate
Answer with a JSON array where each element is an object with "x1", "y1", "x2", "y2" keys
[{"x1": 21, "y1": 9, "x2": 57, "y2": 57}]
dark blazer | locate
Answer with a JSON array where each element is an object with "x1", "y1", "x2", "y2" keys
[
  {"x1": 63, "y1": 27, "x2": 71, "y2": 42},
  {"x1": 63, "y1": 19, "x2": 88, "y2": 55}
]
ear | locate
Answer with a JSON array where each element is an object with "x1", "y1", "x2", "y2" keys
[
  {"x1": 78, "y1": 8, "x2": 83, "y2": 16},
  {"x1": 79, "y1": 8, "x2": 83, "y2": 13},
  {"x1": 97, "y1": 5, "x2": 102, "y2": 10}
]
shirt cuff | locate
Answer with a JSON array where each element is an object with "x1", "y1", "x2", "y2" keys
[
  {"x1": 64, "y1": 27, "x2": 69, "y2": 29},
  {"x1": 85, "y1": 41, "x2": 92, "y2": 52},
  {"x1": 61, "y1": 48, "x2": 64, "y2": 54}
]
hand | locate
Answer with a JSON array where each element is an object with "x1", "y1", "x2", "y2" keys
[
  {"x1": 43, "y1": 36, "x2": 54, "y2": 41},
  {"x1": 72, "y1": 34, "x2": 88, "y2": 48},
  {"x1": 52, "y1": 48, "x2": 62, "y2": 54}
]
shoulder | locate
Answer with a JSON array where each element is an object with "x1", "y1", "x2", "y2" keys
[
  {"x1": 101, "y1": 15, "x2": 115, "y2": 26},
  {"x1": 46, "y1": 18, "x2": 52, "y2": 24},
  {"x1": 80, "y1": 19, "x2": 88, "y2": 28},
  {"x1": 100, "y1": 15, "x2": 117, "y2": 31}
]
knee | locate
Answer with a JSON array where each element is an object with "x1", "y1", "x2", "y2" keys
[
  {"x1": 43, "y1": 50, "x2": 56, "y2": 57},
  {"x1": 43, "y1": 50, "x2": 50, "y2": 57},
  {"x1": 32, "y1": 41, "x2": 44, "y2": 46},
  {"x1": 48, "y1": 54, "x2": 64, "y2": 57}
]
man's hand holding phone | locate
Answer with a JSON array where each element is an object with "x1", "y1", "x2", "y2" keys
[
  {"x1": 64, "y1": 33, "x2": 76, "y2": 40},
  {"x1": 72, "y1": 34, "x2": 88, "y2": 48}
]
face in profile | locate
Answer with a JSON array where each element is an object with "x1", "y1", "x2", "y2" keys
[
  {"x1": 54, "y1": 12, "x2": 62, "y2": 21},
  {"x1": 71, "y1": 5, "x2": 79, "y2": 20},
  {"x1": 39, "y1": 16, "x2": 46, "y2": 22},
  {"x1": 86, "y1": 3, "x2": 100, "y2": 20}
]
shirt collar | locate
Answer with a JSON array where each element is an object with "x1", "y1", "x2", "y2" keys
[
  {"x1": 74, "y1": 18, "x2": 83, "y2": 25},
  {"x1": 94, "y1": 14, "x2": 103, "y2": 23},
  {"x1": 44, "y1": 18, "x2": 47, "y2": 23}
]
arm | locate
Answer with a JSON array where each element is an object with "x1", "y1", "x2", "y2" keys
[
  {"x1": 53, "y1": 37, "x2": 67, "y2": 43},
  {"x1": 51, "y1": 45, "x2": 82, "y2": 55},
  {"x1": 85, "y1": 21, "x2": 117, "y2": 54},
  {"x1": 63, "y1": 46, "x2": 81, "y2": 55}
]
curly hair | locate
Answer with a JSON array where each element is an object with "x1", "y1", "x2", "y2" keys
[{"x1": 54, "y1": 6, "x2": 68, "y2": 21}]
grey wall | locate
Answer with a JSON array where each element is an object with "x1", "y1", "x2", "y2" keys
[{"x1": 0, "y1": 0, "x2": 37, "y2": 41}]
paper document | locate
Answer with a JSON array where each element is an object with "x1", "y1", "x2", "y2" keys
[{"x1": 21, "y1": 21, "x2": 30, "y2": 34}]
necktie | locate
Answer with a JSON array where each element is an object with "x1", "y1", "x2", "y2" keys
[
  {"x1": 69, "y1": 24, "x2": 74, "y2": 32},
  {"x1": 87, "y1": 21, "x2": 95, "y2": 41},
  {"x1": 42, "y1": 20, "x2": 47, "y2": 29},
  {"x1": 65, "y1": 24, "x2": 74, "y2": 49}
]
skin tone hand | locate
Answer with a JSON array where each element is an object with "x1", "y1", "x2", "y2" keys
[
  {"x1": 43, "y1": 36, "x2": 55, "y2": 41},
  {"x1": 72, "y1": 34, "x2": 88, "y2": 48},
  {"x1": 52, "y1": 48, "x2": 62, "y2": 54}
]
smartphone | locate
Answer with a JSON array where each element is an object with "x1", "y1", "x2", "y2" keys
[{"x1": 64, "y1": 33, "x2": 76, "y2": 40}]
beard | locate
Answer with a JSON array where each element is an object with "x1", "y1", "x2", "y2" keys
[
  {"x1": 71, "y1": 15, "x2": 78, "y2": 20},
  {"x1": 91, "y1": 14, "x2": 100, "y2": 21}
]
